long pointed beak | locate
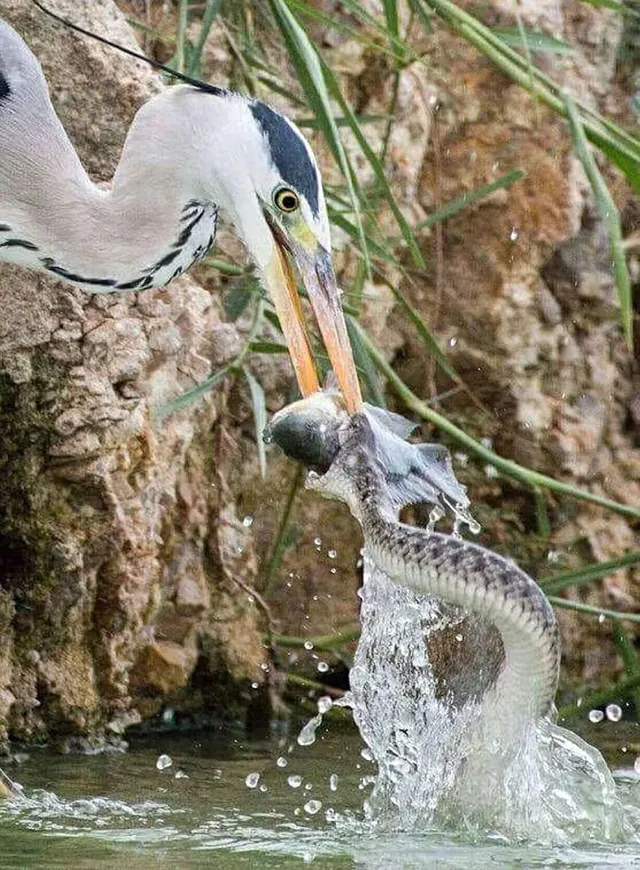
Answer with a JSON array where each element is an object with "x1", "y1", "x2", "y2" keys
[
  {"x1": 263, "y1": 215, "x2": 362, "y2": 414},
  {"x1": 263, "y1": 241, "x2": 320, "y2": 398}
]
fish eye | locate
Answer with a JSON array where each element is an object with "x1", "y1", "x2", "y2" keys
[{"x1": 274, "y1": 187, "x2": 300, "y2": 213}]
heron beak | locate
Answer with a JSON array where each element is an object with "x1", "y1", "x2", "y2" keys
[{"x1": 263, "y1": 211, "x2": 362, "y2": 414}]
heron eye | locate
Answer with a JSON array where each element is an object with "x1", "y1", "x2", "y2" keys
[{"x1": 274, "y1": 188, "x2": 299, "y2": 213}]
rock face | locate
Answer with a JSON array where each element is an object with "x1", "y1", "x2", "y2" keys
[
  {"x1": 0, "y1": 0, "x2": 637, "y2": 750},
  {"x1": 0, "y1": 0, "x2": 264, "y2": 748}
]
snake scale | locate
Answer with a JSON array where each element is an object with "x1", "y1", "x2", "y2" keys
[{"x1": 266, "y1": 393, "x2": 560, "y2": 722}]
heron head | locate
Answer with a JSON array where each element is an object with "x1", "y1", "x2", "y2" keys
[{"x1": 202, "y1": 93, "x2": 361, "y2": 413}]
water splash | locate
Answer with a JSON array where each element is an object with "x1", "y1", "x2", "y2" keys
[{"x1": 339, "y1": 557, "x2": 638, "y2": 843}]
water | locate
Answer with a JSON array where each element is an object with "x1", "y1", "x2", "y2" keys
[
  {"x1": 0, "y1": 728, "x2": 638, "y2": 869},
  {"x1": 341, "y1": 558, "x2": 640, "y2": 843}
]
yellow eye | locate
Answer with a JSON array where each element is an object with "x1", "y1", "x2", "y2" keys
[{"x1": 274, "y1": 188, "x2": 299, "y2": 213}]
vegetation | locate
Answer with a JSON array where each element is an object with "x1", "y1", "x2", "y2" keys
[{"x1": 130, "y1": 0, "x2": 639, "y2": 717}]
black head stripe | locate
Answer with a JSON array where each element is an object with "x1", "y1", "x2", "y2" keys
[
  {"x1": 0, "y1": 70, "x2": 10, "y2": 101},
  {"x1": 250, "y1": 101, "x2": 319, "y2": 217}
]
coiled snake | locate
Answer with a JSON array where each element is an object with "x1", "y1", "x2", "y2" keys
[{"x1": 266, "y1": 393, "x2": 560, "y2": 723}]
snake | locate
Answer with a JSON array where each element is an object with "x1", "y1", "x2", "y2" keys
[{"x1": 266, "y1": 392, "x2": 560, "y2": 723}]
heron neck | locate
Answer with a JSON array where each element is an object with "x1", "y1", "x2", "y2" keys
[{"x1": 0, "y1": 89, "x2": 218, "y2": 291}]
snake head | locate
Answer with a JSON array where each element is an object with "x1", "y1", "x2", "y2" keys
[
  {"x1": 306, "y1": 413, "x2": 386, "y2": 520},
  {"x1": 263, "y1": 390, "x2": 348, "y2": 473}
]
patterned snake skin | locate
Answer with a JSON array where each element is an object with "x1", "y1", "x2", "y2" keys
[{"x1": 308, "y1": 413, "x2": 561, "y2": 720}]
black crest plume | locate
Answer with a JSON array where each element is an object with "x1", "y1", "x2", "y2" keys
[{"x1": 31, "y1": 0, "x2": 224, "y2": 96}]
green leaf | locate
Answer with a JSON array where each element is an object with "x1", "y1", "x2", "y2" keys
[
  {"x1": 420, "y1": 0, "x2": 640, "y2": 191},
  {"x1": 564, "y1": 92, "x2": 633, "y2": 348},
  {"x1": 540, "y1": 551, "x2": 640, "y2": 594},
  {"x1": 224, "y1": 279, "x2": 259, "y2": 322},
  {"x1": 382, "y1": 0, "x2": 400, "y2": 41},
  {"x1": 188, "y1": 0, "x2": 223, "y2": 77},
  {"x1": 268, "y1": 0, "x2": 371, "y2": 276},
  {"x1": 249, "y1": 340, "x2": 289, "y2": 353},
  {"x1": 415, "y1": 170, "x2": 526, "y2": 230},
  {"x1": 345, "y1": 315, "x2": 386, "y2": 407},
  {"x1": 354, "y1": 320, "x2": 640, "y2": 519},
  {"x1": 491, "y1": 27, "x2": 574, "y2": 55},
  {"x1": 243, "y1": 368, "x2": 268, "y2": 478},
  {"x1": 548, "y1": 596, "x2": 640, "y2": 624},
  {"x1": 155, "y1": 367, "x2": 228, "y2": 420},
  {"x1": 320, "y1": 57, "x2": 426, "y2": 269},
  {"x1": 578, "y1": 0, "x2": 640, "y2": 19}
]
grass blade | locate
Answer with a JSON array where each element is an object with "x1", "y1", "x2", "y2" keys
[
  {"x1": 541, "y1": 551, "x2": 640, "y2": 595},
  {"x1": 490, "y1": 27, "x2": 574, "y2": 54},
  {"x1": 243, "y1": 368, "x2": 268, "y2": 478},
  {"x1": 564, "y1": 92, "x2": 633, "y2": 348},
  {"x1": 420, "y1": 0, "x2": 640, "y2": 192},
  {"x1": 156, "y1": 368, "x2": 228, "y2": 419},
  {"x1": 249, "y1": 340, "x2": 289, "y2": 354},
  {"x1": 385, "y1": 282, "x2": 457, "y2": 380},
  {"x1": 415, "y1": 170, "x2": 526, "y2": 230},
  {"x1": 547, "y1": 596, "x2": 640, "y2": 624},
  {"x1": 320, "y1": 58, "x2": 426, "y2": 268},
  {"x1": 346, "y1": 315, "x2": 386, "y2": 407},
  {"x1": 557, "y1": 672, "x2": 640, "y2": 721},
  {"x1": 188, "y1": 0, "x2": 223, "y2": 77},
  {"x1": 268, "y1": 0, "x2": 371, "y2": 276},
  {"x1": 351, "y1": 318, "x2": 640, "y2": 519},
  {"x1": 578, "y1": 0, "x2": 640, "y2": 19}
]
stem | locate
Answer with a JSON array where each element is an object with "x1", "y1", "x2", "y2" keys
[
  {"x1": 352, "y1": 319, "x2": 640, "y2": 519},
  {"x1": 548, "y1": 596, "x2": 640, "y2": 624},
  {"x1": 540, "y1": 551, "x2": 640, "y2": 594},
  {"x1": 557, "y1": 673, "x2": 640, "y2": 721},
  {"x1": 271, "y1": 626, "x2": 361, "y2": 651},
  {"x1": 261, "y1": 465, "x2": 304, "y2": 597}
]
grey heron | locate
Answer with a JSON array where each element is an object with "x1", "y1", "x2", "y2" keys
[{"x1": 0, "y1": 12, "x2": 362, "y2": 412}]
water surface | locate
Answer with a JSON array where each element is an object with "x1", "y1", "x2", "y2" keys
[{"x1": 0, "y1": 723, "x2": 638, "y2": 869}]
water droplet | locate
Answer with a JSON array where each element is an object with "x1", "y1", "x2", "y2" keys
[
  {"x1": 161, "y1": 708, "x2": 175, "y2": 725},
  {"x1": 509, "y1": 227, "x2": 519, "y2": 241},
  {"x1": 260, "y1": 662, "x2": 269, "y2": 671},
  {"x1": 328, "y1": 549, "x2": 337, "y2": 559},
  {"x1": 287, "y1": 775, "x2": 302, "y2": 788},
  {"x1": 598, "y1": 613, "x2": 606, "y2": 624},
  {"x1": 330, "y1": 568, "x2": 337, "y2": 574},
  {"x1": 427, "y1": 505, "x2": 445, "y2": 533},
  {"x1": 317, "y1": 661, "x2": 329, "y2": 673},
  {"x1": 245, "y1": 772, "x2": 260, "y2": 789},
  {"x1": 304, "y1": 782, "x2": 313, "y2": 791},
  {"x1": 329, "y1": 773, "x2": 339, "y2": 791},
  {"x1": 605, "y1": 703, "x2": 622, "y2": 722},
  {"x1": 259, "y1": 784, "x2": 268, "y2": 793},
  {"x1": 588, "y1": 708, "x2": 604, "y2": 723},
  {"x1": 455, "y1": 633, "x2": 463, "y2": 642},
  {"x1": 297, "y1": 714, "x2": 322, "y2": 746},
  {"x1": 155, "y1": 754, "x2": 173, "y2": 771},
  {"x1": 448, "y1": 336, "x2": 458, "y2": 348},
  {"x1": 361, "y1": 747, "x2": 373, "y2": 761},
  {"x1": 242, "y1": 515, "x2": 254, "y2": 528},
  {"x1": 276, "y1": 756, "x2": 288, "y2": 768},
  {"x1": 317, "y1": 696, "x2": 333, "y2": 714},
  {"x1": 174, "y1": 770, "x2": 189, "y2": 780},
  {"x1": 304, "y1": 641, "x2": 314, "y2": 651},
  {"x1": 251, "y1": 681, "x2": 259, "y2": 690},
  {"x1": 304, "y1": 799, "x2": 322, "y2": 815}
]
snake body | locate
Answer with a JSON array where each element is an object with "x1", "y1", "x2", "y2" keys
[{"x1": 268, "y1": 397, "x2": 560, "y2": 722}]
